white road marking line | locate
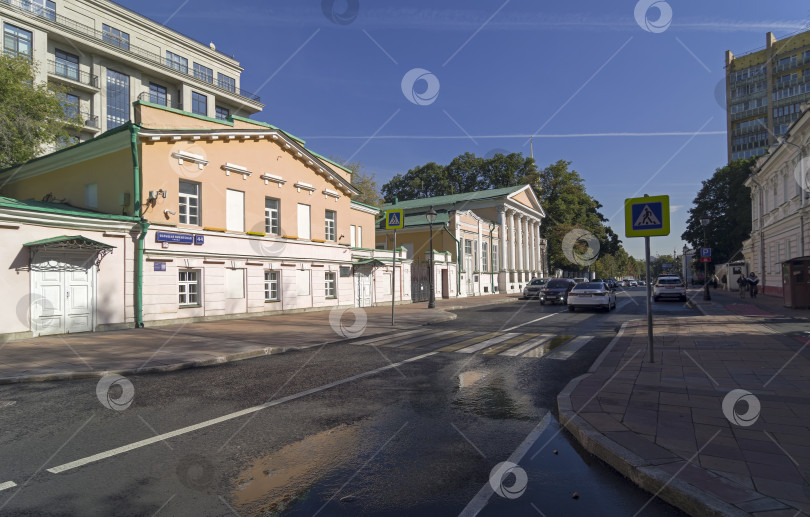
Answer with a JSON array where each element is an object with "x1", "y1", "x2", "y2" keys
[
  {"x1": 456, "y1": 333, "x2": 520, "y2": 354},
  {"x1": 499, "y1": 334, "x2": 554, "y2": 357},
  {"x1": 501, "y1": 312, "x2": 560, "y2": 332},
  {"x1": 350, "y1": 328, "x2": 426, "y2": 346},
  {"x1": 46, "y1": 351, "x2": 438, "y2": 474},
  {"x1": 545, "y1": 336, "x2": 594, "y2": 360},
  {"x1": 458, "y1": 412, "x2": 553, "y2": 517},
  {"x1": 384, "y1": 329, "x2": 457, "y2": 348},
  {"x1": 0, "y1": 481, "x2": 17, "y2": 491}
]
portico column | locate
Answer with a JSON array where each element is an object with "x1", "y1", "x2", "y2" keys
[
  {"x1": 516, "y1": 215, "x2": 524, "y2": 280},
  {"x1": 529, "y1": 220, "x2": 536, "y2": 275},
  {"x1": 532, "y1": 221, "x2": 543, "y2": 276},
  {"x1": 521, "y1": 216, "x2": 529, "y2": 281},
  {"x1": 508, "y1": 210, "x2": 516, "y2": 274},
  {"x1": 498, "y1": 207, "x2": 508, "y2": 292}
]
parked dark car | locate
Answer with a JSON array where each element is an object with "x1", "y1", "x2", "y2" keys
[
  {"x1": 522, "y1": 278, "x2": 548, "y2": 299},
  {"x1": 539, "y1": 278, "x2": 577, "y2": 305}
]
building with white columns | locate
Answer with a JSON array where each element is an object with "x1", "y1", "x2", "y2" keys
[{"x1": 376, "y1": 185, "x2": 546, "y2": 297}]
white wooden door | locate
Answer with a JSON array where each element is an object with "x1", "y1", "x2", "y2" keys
[
  {"x1": 31, "y1": 252, "x2": 94, "y2": 336},
  {"x1": 354, "y1": 268, "x2": 372, "y2": 308},
  {"x1": 226, "y1": 189, "x2": 245, "y2": 232},
  {"x1": 465, "y1": 256, "x2": 474, "y2": 295}
]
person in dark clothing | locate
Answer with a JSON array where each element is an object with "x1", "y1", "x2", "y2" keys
[
  {"x1": 737, "y1": 274, "x2": 747, "y2": 298},
  {"x1": 748, "y1": 272, "x2": 759, "y2": 298}
]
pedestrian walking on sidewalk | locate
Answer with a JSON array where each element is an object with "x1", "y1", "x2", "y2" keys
[
  {"x1": 712, "y1": 274, "x2": 719, "y2": 289},
  {"x1": 737, "y1": 274, "x2": 747, "y2": 298},
  {"x1": 748, "y1": 272, "x2": 759, "y2": 299},
  {"x1": 721, "y1": 274, "x2": 727, "y2": 290}
]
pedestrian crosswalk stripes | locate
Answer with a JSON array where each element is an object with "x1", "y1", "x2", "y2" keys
[{"x1": 350, "y1": 329, "x2": 595, "y2": 359}]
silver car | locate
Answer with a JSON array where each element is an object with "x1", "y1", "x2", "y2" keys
[{"x1": 522, "y1": 278, "x2": 548, "y2": 299}]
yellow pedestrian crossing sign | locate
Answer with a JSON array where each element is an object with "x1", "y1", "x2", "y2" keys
[
  {"x1": 625, "y1": 195, "x2": 670, "y2": 237},
  {"x1": 385, "y1": 209, "x2": 404, "y2": 229}
]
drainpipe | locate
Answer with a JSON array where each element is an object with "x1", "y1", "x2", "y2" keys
[
  {"x1": 130, "y1": 125, "x2": 146, "y2": 328},
  {"x1": 749, "y1": 173, "x2": 766, "y2": 292},
  {"x1": 442, "y1": 223, "x2": 462, "y2": 296}
]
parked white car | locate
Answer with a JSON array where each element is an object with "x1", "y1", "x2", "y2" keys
[
  {"x1": 653, "y1": 275, "x2": 686, "y2": 301},
  {"x1": 567, "y1": 281, "x2": 617, "y2": 312}
]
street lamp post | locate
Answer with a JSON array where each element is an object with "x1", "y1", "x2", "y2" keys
[
  {"x1": 682, "y1": 244, "x2": 689, "y2": 283},
  {"x1": 700, "y1": 212, "x2": 711, "y2": 301},
  {"x1": 426, "y1": 206, "x2": 437, "y2": 309}
]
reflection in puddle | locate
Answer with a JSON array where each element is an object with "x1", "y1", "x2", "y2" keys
[
  {"x1": 458, "y1": 370, "x2": 486, "y2": 388},
  {"x1": 453, "y1": 374, "x2": 533, "y2": 420},
  {"x1": 522, "y1": 335, "x2": 573, "y2": 358},
  {"x1": 230, "y1": 424, "x2": 359, "y2": 514}
]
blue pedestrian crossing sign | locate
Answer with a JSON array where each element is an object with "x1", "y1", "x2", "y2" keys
[
  {"x1": 385, "y1": 209, "x2": 404, "y2": 230},
  {"x1": 624, "y1": 195, "x2": 670, "y2": 237}
]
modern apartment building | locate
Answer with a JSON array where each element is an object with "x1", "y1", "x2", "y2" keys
[
  {"x1": 725, "y1": 30, "x2": 810, "y2": 162},
  {"x1": 0, "y1": 0, "x2": 263, "y2": 148}
]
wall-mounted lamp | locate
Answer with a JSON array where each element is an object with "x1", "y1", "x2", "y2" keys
[
  {"x1": 147, "y1": 190, "x2": 169, "y2": 202},
  {"x1": 164, "y1": 209, "x2": 176, "y2": 216},
  {"x1": 339, "y1": 234, "x2": 345, "y2": 240}
]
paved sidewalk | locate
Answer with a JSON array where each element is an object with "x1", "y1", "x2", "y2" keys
[
  {"x1": 559, "y1": 291, "x2": 810, "y2": 516},
  {"x1": 694, "y1": 286, "x2": 810, "y2": 320},
  {"x1": 0, "y1": 294, "x2": 520, "y2": 384}
]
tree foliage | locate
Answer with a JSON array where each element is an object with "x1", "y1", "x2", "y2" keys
[
  {"x1": 0, "y1": 54, "x2": 81, "y2": 168},
  {"x1": 681, "y1": 158, "x2": 755, "y2": 265},
  {"x1": 382, "y1": 152, "x2": 626, "y2": 273},
  {"x1": 330, "y1": 156, "x2": 383, "y2": 208}
]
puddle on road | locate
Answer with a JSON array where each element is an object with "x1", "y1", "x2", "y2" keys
[
  {"x1": 453, "y1": 373, "x2": 533, "y2": 420},
  {"x1": 521, "y1": 335, "x2": 573, "y2": 358},
  {"x1": 230, "y1": 424, "x2": 359, "y2": 515},
  {"x1": 457, "y1": 370, "x2": 486, "y2": 388}
]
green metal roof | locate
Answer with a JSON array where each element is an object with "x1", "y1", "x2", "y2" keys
[
  {"x1": 24, "y1": 235, "x2": 115, "y2": 249},
  {"x1": 0, "y1": 196, "x2": 140, "y2": 221},
  {"x1": 351, "y1": 200, "x2": 381, "y2": 211},
  {"x1": 382, "y1": 185, "x2": 526, "y2": 210},
  {"x1": 0, "y1": 122, "x2": 134, "y2": 176}
]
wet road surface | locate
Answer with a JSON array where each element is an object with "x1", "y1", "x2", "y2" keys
[{"x1": 0, "y1": 287, "x2": 693, "y2": 516}]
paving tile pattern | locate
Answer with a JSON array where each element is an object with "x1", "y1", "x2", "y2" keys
[{"x1": 565, "y1": 293, "x2": 810, "y2": 516}]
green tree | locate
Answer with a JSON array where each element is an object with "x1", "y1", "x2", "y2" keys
[
  {"x1": 681, "y1": 158, "x2": 755, "y2": 265},
  {"x1": 0, "y1": 54, "x2": 81, "y2": 168},
  {"x1": 330, "y1": 156, "x2": 383, "y2": 208},
  {"x1": 382, "y1": 152, "x2": 629, "y2": 273}
]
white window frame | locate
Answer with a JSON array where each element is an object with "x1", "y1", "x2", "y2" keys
[
  {"x1": 325, "y1": 272, "x2": 337, "y2": 299},
  {"x1": 493, "y1": 244, "x2": 499, "y2": 271},
  {"x1": 179, "y1": 270, "x2": 200, "y2": 307},
  {"x1": 179, "y1": 180, "x2": 200, "y2": 225},
  {"x1": 325, "y1": 210, "x2": 337, "y2": 241},
  {"x1": 357, "y1": 226, "x2": 362, "y2": 248},
  {"x1": 350, "y1": 225, "x2": 356, "y2": 247},
  {"x1": 265, "y1": 198, "x2": 280, "y2": 235},
  {"x1": 264, "y1": 271, "x2": 280, "y2": 302},
  {"x1": 482, "y1": 242, "x2": 489, "y2": 272}
]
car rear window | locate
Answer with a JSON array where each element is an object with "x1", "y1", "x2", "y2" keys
[
  {"x1": 658, "y1": 278, "x2": 682, "y2": 285},
  {"x1": 546, "y1": 280, "x2": 570, "y2": 288},
  {"x1": 575, "y1": 282, "x2": 605, "y2": 290},
  {"x1": 529, "y1": 279, "x2": 546, "y2": 285}
]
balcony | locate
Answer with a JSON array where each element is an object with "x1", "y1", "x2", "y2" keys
[
  {"x1": 137, "y1": 91, "x2": 182, "y2": 110},
  {"x1": 46, "y1": 59, "x2": 99, "y2": 90},
  {"x1": 1, "y1": 0, "x2": 262, "y2": 105},
  {"x1": 730, "y1": 105, "x2": 767, "y2": 122}
]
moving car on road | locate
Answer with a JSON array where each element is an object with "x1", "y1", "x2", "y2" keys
[
  {"x1": 539, "y1": 278, "x2": 576, "y2": 305},
  {"x1": 568, "y1": 281, "x2": 617, "y2": 312},
  {"x1": 653, "y1": 275, "x2": 687, "y2": 302},
  {"x1": 522, "y1": 278, "x2": 548, "y2": 299}
]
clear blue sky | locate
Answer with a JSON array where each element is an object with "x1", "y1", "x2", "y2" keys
[{"x1": 117, "y1": 0, "x2": 808, "y2": 259}]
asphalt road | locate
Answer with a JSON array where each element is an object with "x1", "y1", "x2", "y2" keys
[{"x1": 0, "y1": 287, "x2": 694, "y2": 516}]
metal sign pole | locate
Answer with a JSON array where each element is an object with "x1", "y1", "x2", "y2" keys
[
  {"x1": 646, "y1": 235, "x2": 654, "y2": 363},
  {"x1": 392, "y1": 229, "x2": 396, "y2": 326}
]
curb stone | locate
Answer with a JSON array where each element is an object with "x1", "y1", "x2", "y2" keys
[{"x1": 557, "y1": 337, "x2": 791, "y2": 517}]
